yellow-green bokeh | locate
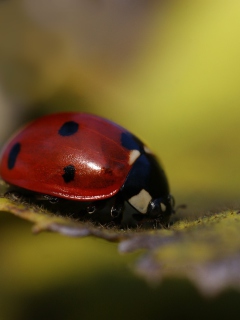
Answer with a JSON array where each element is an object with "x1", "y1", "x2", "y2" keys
[{"x1": 1, "y1": 1, "x2": 240, "y2": 319}]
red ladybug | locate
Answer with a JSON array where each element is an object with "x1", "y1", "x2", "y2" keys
[{"x1": 0, "y1": 112, "x2": 174, "y2": 226}]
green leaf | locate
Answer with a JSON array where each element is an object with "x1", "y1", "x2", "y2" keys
[{"x1": 1, "y1": 186, "x2": 240, "y2": 296}]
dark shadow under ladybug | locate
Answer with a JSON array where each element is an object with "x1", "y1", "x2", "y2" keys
[{"x1": 4, "y1": 187, "x2": 174, "y2": 229}]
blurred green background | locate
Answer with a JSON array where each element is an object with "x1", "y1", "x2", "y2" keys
[{"x1": 1, "y1": 1, "x2": 240, "y2": 319}]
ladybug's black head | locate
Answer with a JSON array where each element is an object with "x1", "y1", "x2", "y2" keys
[{"x1": 147, "y1": 195, "x2": 175, "y2": 220}]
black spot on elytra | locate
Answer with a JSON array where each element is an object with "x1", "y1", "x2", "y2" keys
[
  {"x1": 8, "y1": 142, "x2": 21, "y2": 169},
  {"x1": 121, "y1": 132, "x2": 144, "y2": 153},
  {"x1": 62, "y1": 165, "x2": 76, "y2": 183},
  {"x1": 58, "y1": 121, "x2": 79, "y2": 136}
]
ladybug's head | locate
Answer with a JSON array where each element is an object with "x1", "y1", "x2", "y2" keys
[{"x1": 147, "y1": 195, "x2": 175, "y2": 220}]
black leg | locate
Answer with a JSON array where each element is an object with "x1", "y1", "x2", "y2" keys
[
  {"x1": 111, "y1": 192, "x2": 144, "y2": 227},
  {"x1": 34, "y1": 194, "x2": 59, "y2": 204},
  {"x1": 110, "y1": 193, "x2": 125, "y2": 218},
  {"x1": 86, "y1": 199, "x2": 108, "y2": 215}
]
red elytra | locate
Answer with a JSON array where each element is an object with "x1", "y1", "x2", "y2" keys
[{"x1": 0, "y1": 113, "x2": 133, "y2": 201}]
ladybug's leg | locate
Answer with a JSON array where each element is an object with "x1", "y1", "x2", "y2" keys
[
  {"x1": 111, "y1": 191, "x2": 137, "y2": 228},
  {"x1": 86, "y1": 199, "x2": 108, "y2": 215},
  {"x1": 34, "y1": 194, "x2": 59, "y2": 204},
  {"x1": 110, "y1": 192, "x2": 125, "y2": 219}
]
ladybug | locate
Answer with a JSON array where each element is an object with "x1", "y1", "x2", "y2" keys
[{"x1": 0, "y1": 112, "x2": 174, "y2": 226}]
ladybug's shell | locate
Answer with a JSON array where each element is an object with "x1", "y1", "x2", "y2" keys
[{"x1": 0, "y1": 113, "x2": 134, "y2": 201}]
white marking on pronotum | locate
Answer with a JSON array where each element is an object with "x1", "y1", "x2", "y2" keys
[
  {"x1": 143, "y1": 145, "x2": 152, "y2": 154},
  {"x1": 128, "y1": 189, "x2": 152, "y2": 214},
  {"x1": 128, "y1": 149, "x2": 141, "y2": 165}
]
